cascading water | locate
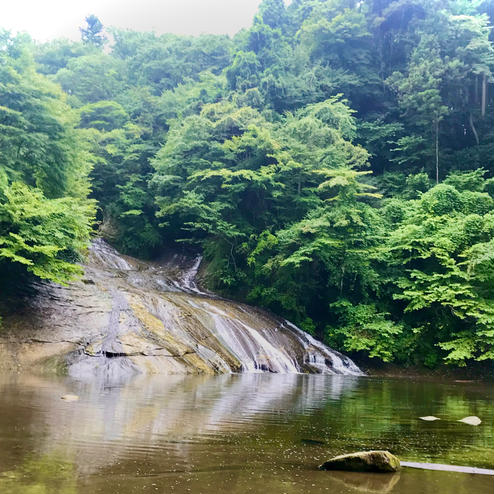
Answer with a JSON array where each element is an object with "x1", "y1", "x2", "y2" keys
[
  {"x1": 0, "y1": 238, "x2": 363, "y2": 378},
  {"x1": 177, "y1": 256, "x2": 205, "y2": 295},
  {"x1": 282, "y1": 321, "x2": 362, "y2": 375}
]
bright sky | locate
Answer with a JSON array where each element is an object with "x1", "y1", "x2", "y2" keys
[{"x1": 2, "y1": 0, "x2": 263, "y2": 42}]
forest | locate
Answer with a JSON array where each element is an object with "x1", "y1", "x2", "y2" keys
[{"x1": 1, "y1": 0, "x2": 493, "y2": 368}]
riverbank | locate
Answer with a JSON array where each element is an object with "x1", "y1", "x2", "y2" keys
[{"x1": 355, "y1": 357, "x2": 494, "y2": 382}]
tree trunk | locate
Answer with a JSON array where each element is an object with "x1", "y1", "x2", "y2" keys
[
  {"x1": 469, "y1": 112, "x2": 479, "y2": 145},
  {"x1": 482, "y1": 74, "x2": 487, "y2": 117},
  {"x1": 229, "y1": 242, "x2": 237, "y2": 271},
  {"x1": 435, "y1": 118, "x2": 439, "y2": 184},
  {"x1": 339, "y1": 263, "x2": 345, "y2": 296}
]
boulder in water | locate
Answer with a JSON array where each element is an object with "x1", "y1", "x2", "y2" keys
[{"x1": 319, "y1": 451, "x2": 401, "y2": 473}]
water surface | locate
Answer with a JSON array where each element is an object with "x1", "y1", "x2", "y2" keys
[{"x1": 0, "y1": 374, "x2": 492, "y2": 493}]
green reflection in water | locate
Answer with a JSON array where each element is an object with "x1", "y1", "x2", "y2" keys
[
  {"x1": 0, "y1": 374, "x2": 492, "y2": 494},
  {"x1": 238, "y1": 377, "x2": 493, "y2": 468},
  {"x1": 0, "y1": 454, "x2": 77, "y2": 494}
]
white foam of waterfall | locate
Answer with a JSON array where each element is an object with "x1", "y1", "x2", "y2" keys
[
  {"x1": 186, "y1": 298, "x2": 361, "y2": 375},
  {"x1": 82, "y1": 238, "x2": 363, "y2": 376},
  {"x1": 90, "y1": 238, "x2": 134, "y2": 271},
  {"x1": 283, "y1": 321, "x2": 363, "y2": 376},
  {"x1": 204, "y1": 305, "x2": 299, "y2": 373},
  {"x1": 176, "y1": 256, "x2": 204, "y2": 294},
  {"x1": 198, "y1": 301, "x2": 291, "y2": 372},
  {"x1": 194, "y1": 345, "x2": 232, "y2": 373}
]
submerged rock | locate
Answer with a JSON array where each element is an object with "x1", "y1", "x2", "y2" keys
[
  {"x1": 319, "y1": 451, "x2": 401, "y2": 473},
  {"x1": 301, "y1": 438, "x2": 326, "y2": 446}
]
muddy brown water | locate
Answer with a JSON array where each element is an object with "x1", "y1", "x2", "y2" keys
[{"x1": 0, "y1": 373, "x2": 492, "y2": 494}]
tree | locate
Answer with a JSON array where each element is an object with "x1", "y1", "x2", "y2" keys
[
  {"x1": 16, "y1": 0, "x2": 493, "y2": 368},
  {"x1": 247, "y1": 168, "x2": 385, "y2": 338},
  {"x1": 0, "y1": 181, "x2": 95, "y2": 285},
  {"x1": 55, "y1": 53, "x2": 126, "y2": 104},
  {"x1": 34, "y1": 39, "x2": 91, "y2": 75},
  {"x1": 79, "y1": 101, "x2": 129, "y2": 131},
  {"x1": 0, "y1": 34, "x2": 95, "y2": 286},
  {"x1": 387, "y1": 35, "x2": 449, "y2": 183},
  {"x1": 80, "y1": 15, "x2": 107, "y2": 47},
  {"x1": 385, "y1": 178, "x2": 494, "y2": 365}
]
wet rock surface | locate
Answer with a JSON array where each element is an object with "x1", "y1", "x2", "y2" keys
[
  {"x1": 0, "y1": 239, "x2": 363, "y2": 379},
  {"x1": 319, "y1": 450, "x2": 401, "y2": 473}
]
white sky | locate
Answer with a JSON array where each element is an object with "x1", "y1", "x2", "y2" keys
[{"x1": 2, "y1": 0, "x2": 263, "y2": 42}]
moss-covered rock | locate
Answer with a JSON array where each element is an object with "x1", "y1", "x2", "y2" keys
[{"x1": 319, "y1": 451, "x2": 401, "y2": 473}]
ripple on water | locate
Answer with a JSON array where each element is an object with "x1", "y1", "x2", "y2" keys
[{"x1": 0, "y1": 373, "x2": 492, "y2": 494}]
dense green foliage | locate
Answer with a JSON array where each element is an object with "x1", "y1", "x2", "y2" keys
[
  {"x1": 0, "y1": 33, "x2": 95, "y2": 287},
  {"x1": 1, "y1": 1, "x2": 493, "y2": 366}
]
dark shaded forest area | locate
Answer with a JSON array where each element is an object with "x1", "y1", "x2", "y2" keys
[{"x1": 1, "y1": 0, "x2": 493, "y2": 367}]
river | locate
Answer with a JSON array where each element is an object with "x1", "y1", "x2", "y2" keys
[{"x1": 0, "y1": 373, "x2": 492, "y2": 493}]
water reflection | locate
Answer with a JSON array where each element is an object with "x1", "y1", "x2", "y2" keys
[
  {"x1": 0, "y1": 374, "x2": 492, "y2": 494},
  {"x1": 324, "y1": 471, "x2": 401, "y2": 493},
  {"x1": 0, "y1": 454, "x2": 77, "y2": 494}
]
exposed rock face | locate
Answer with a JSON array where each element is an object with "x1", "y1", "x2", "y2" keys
[
  {"x1": 0, "y1": 239, "x2": 363, "y2": 379},
  {"x1": 319, "y1": 451, "x2": 401, "y2": 473}
]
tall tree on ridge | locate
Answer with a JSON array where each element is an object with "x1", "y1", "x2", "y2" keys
[{"x1": 80, "y1": 14, "x2": 107, "y2": 47}]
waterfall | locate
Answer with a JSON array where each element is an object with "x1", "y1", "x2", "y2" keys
[
  {"x1": 282, "y1": 321, "x2": 362, "y2": 375},
  {"x1": 177, "y1": 256, "x2": 204, "y2": 294},
  {"x1": 10, "y1": 239, "x2": 363, "y2": 378}
]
